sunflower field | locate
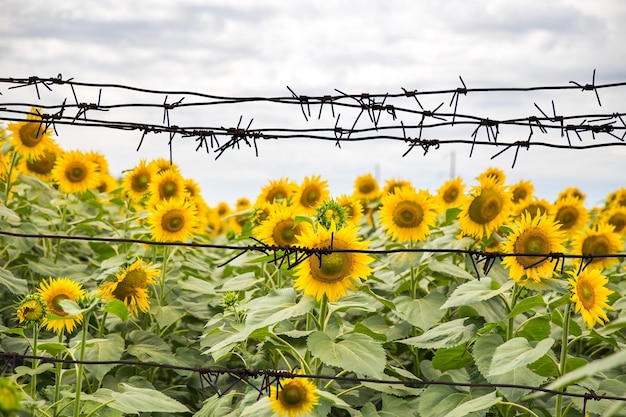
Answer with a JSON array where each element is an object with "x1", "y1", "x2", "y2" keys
[{"x1": 1, "y1": 110, "x2": 626, "y2": 417}]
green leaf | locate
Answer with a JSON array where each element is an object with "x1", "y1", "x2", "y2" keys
[
  {"x1": 429, "y1": 260, "x2": 475, "y2": 281},
  {"x1": 432, "y1": 344, "x2": 474, "y2": 372},
  {"x1": 108, "y1": 383, "x2": 190, "y2": 414},
  {"x1": 418, "y1": 377, "x2": 466, "y2": 417},
  {"x1": 395, "y1": 292, "x2": 447, "y2": 331},
  {"x1": 352, "y1": 321, "x2": 387, "y2": 342},
  {"x1": 192, "y1": 393, "x2": 235, "y2": 417},
  {"x1": 218, "y1": 271, "x2": 261, "y2": 291},
  {"x1": 127, "y1": 330, "x2": 174, "y2": 364},
  {"x1": 398, "y1": 318, "x2": 476, "y2": 349},
  {"x1": 103, "y1": 299, "x2": 129, "y2": 321},
  {"x1": 488, "y1": 337, "x2": 554, "y2": 376},
  {"x1": 37, "y1": 342, "x2": 69, "y2": 356},
  {"x1": 0, "y1": 204, "x2": 21, "y2": 225},
  {"x1": 516, "y1": 316, "x2": 551, "y2": 341},
  {"x1": 506, "y1": 294, "x2": 546, "y2": 319},
  {"x1": 307, "y1": 331, "x2": 386, "y2": 378},
  {"x1": 152, "y1": 305, "x2": 184, "y2": 328},
  {"x1": 83, "y1": 334, "x2": 125, "y2": 380},
  {"x1": 442, "y1": 391, "x2": 501, "y2": 417},
  {"x1": 440, "y1": 278, "x2": 514, "y2": 309},
  {"x1": 544, "y1": 349, "x2": 626, "y2": 390},
  {"x1": 388, "y1": 251, "x2": 422, "y2": 274},
  {"x1": 178, "y1": 276, "x2": 216, "y2": 295},
  {"x1": 0, "y1": 266, "x2": 28, "y2": 294}
]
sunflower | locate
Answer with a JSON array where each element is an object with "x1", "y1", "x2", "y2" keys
[
  {"x1": 501, "y1": 213, "x2": 567, "y2": 284},
  {"x1": 552, "y1": 196, "x2": 589, "y2": 237},
  {"x1": 380, "y1": 187, "x2": 439, "y2": 242},
  {"x1": 336, "y1": 193, "x2": 364, "y2": 225},
  {"x1": 294, "y1": 175, "x2": 330, "y2": 215},
  {"x1": 477, "y1": 166, "x2": 506, "y2": 185},
  {"x1": 568, "y1": 268, "x2": 613, "y2": 329},
  {"x1": 294, "y1": 223, "x2": 373, "y2": 302},
  {"x1": 51, "y1": 150, "x2": 101, "y2": 193},
  {"x1": 86, "y1": 150, "x2": 109, "y2": 175},
  {"x1": 557, "y1": 186, "x2": 586, "y2": 203},
  {"x1": 255, "y1": 177, "x2": 298, "y2": 206},
  {"x1": 254, "y1": 204, "x2": 311, "y2": 246},
  {"x1": 214, "y1": 201, "x2": 232, "y2": 218},
  {"x1": 148, "y1": 157, "x2": 180, "y2": 175},
  {"x1": 316, "y1": 199, "x2": 349, "y2": 230},
  {"x1": 205, "y1": 211, "x2": 226, "y2": 237},
  {"x1": 16, "y1": 294, "x2": 47, "y2": 328},
  {"x1": 122, "y1": 159, "x2": 156, "y2": 201},
  {"x1": 515, "y1": 197, "x2": 553, "y2": 219},
  {"x1": 97, "y1": 173, "x2": 119, "y2": 194},
  {"x1": 601, "y1": 205, "x2": 626, "y2": 235},
  {"x1": 269, "y1": 375, "x2": 319, "y2": 417},
  {"x1": 458, "y1": 177, "x2": 512, "y2": 240},
  {"x1": 17, "y1": 141, "x2": 62, "y2": 181},
  {"x1": 183, "y1": 177, "x2": 202, "y2": 199},
  {"x1": 510, "y1": 179, "x2": 534, "y2": 205},
  {"x1": 251, "y1": 202, "x2": 275, "y2": 226},
  {"x1": 37, "y1": 277, "x2": 86, "y2": 334},
  {"x1": 6, "y1": 107, "x2": 56, "y2": 159},
  {"x1": 99, "y1": 258, "x2": 160, "y2": 318},
  {"x1": 571, "y1": 222, "x2": 623, "y2": 270},
  {"x1": 352, "y1": 173, "x2": 380, "y2": 202},
  {"x1": 236, "y1": 197, "x2": 251, "y2": 211},
  {"x1": 148, "y1": 168, "x2": 186, "y2": 206},
  {"x1": 229, "y1": 198, "x2": 252, "y2": 234},
  {"x1": 436, "y1": 177, "x2": 466, "y2": 210},
  {"x1": 605, "y1": 187, "x2": 626, "y2": 208},
  {"x1": 382, "y1": 177, "x2": 414, "y2": 196},
  {"x1": 148, "y1": 197, "x2": 198, "y2": 242}
]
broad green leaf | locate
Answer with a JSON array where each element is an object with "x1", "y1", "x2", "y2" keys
[
  {"x1": 395, "y1": 292, "x2": 447, "y2": 331},
  {"x1": 361, "y1": 403, "x2": 381, "y2": 417},
  {"x1": 109, "y1": 383, "x2": 190, "y2": 414},
  {"x1": 388, "y1": 251, "x2": 422, "y2": 274},
  {"x1": 83, "y1": 334, "x2": 125, "y2": 380},
  {"x1": 361, "y1": 286, "x2": 397, "y2": 311},
  {"x1": 473, "y1": 333, "x2": 546, "y2": 402},
  {"x1": 103, "y1": 299, "x2": 129, "y2": 321},
  {"x1": 127, "y1": 330, "x2": 174, "y2": 364},
  {"x1": 545, "y1": 349, "x2": 626, "y2": 390},
  {"x1": 37, "y1": 342, "x2": 69, "y2": 356},
  {"x1": 398, "y1": 318, "x2": 476, "y2": 349},
  {"x1": 218, "y1": 271, "x2": 261, "y2": 291},
  {"x1": 516, "y1": 316, "x2": 551, "y2": 341},
  {"x1": 506, "y1": 294, "x2": 546, "y2": 319},
  {"x1": 0, "y1": 266, "x2": 28, "y2": 294},
  {"x1": 429, "y1": 260, "x2": 475, "y2": 281},
  {"x1": 442, "y1": 391, "x2": 501, "y2": 417},
  {"x1": 307, "y1": 331, "x2": 386, "y2": 378},
  {"x1": 528, "y1": 355, "x2": 587, "y2": 378},
  {"x1": 432, "y1": 344, "x2": 474, "y2": 372},
  {"x1": 440, "y1": 278, "x2": 513, "y2": 309},
  {"x1": 178, "y1": 276, "x2": 216, "y2": 295},
  {"x1": 0, "y1": 204, "x2": 21, "y2": 225},
  {"x1": 193, "y1": 393, "x2": 235, "y2": 417},
  {"x1": 353, "y1": 322, "x2": 387, "y2": 342},
  {"x1": 152, "y1": 304, "x2": 184, "y2": 328},
  {"x1": 418, "y1": 377, "x2": 466, "y2": 417},
  {"x1": 488, "y1": 337, "x2": 554, "y2": 376}
]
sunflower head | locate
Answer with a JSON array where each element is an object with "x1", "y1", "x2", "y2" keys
[
  {"x1": 99, "y1": 258, "x2": 159, "y2": 318},
  {"x1": 602, "y1": 205, "x2": 626, "y2": 235},
  {"x1": 149, "y1": 168, "x2": 185, "y2": 205},
  {"x1": 569, "y1": 268, "x2": 614, "y2": 329},
  {"x1": 477, "y1": 166, "x2": 506, "y2": 185},
  {"x1": 571, "y1": 222, "x2": 623, "y2": 270},
  {"x1": 256, "y1": 177, "x2": 297, "y2": 206},
  {"x1": 558, "y1": 186, "x2": 586, "y2": 203},
  {"x1": 6, "y1": 107, "x2": 55, "y2": 160},
  {"x1": 294, "y1": 175, "x2": 330, "y2": 215},
  {"x1": 552, "y1": 196, "x2": 589, "y2": 236},
  {"x1": 269, "y1": 375, "x2": 319, "y2": 417},
  {"x1": 16, "y1": 294, "x2": 47, "y2": 328},
  {"x1": 516, "y1": 197, "x2": 553, "y2": 219},
  {"x1": 18, "y1": 141, "x2": 61, "y2": 181},
  {"x1": 382, "y1": 178, "x2": 414, "y2": 196},
  {"x1": 336, "y1": 194, "x2": 364, "y2": 225},
  {"x1": 253, "y1": 204, "x2": 310, "y2": 246},
  {"x1": 459, "y1": 177, "x2": 512, "y2": 240},
  {"x1": 148, "y1": 197, "x2": 199, "y2": 242},
  {"x1": 122, "y1": 159, "x2": 156, "y2": 201},
  {"x1": 37, "y1": 277, "x2": 86, "y2": 334},
  {"x1": 437, "y1": 177, "x2": 466, "y2": 209},
  {"x1": 510, "y1": 179, "x2": 534, "y2": 205},
  {"x1": 380, "y1": 187, "x2": 438, "y2": 242},
  {"x1": 316, "y1": 199, "x2": 349, "y2": 230},
  {"x1": 353, "y1": 173, "x2": 380, "y2": 202}
]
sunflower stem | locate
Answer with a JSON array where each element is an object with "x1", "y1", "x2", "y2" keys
[
  {"x1": 29, "y1": 325, "x2": 39, "y2": 417},
  {"x1": 52, "y1": 331, "x2": 64, "y2": 417},
  {"x1": 54, "y1": 196, "x2": 68, "y2": 263},
  {"x1": 506, "y1": 284, "x2": 520, "y2": 341},
  {"x1": 74, "y1": 311, "x2": 90, "y2": 417},
  {"x1": 158, "y1": 246, "x2": 172, "y2": 306},
  {"x1": 3, "y1": 151, "x2": 18, "y2": 205},
  {"x1": 555, "y1": 302, "x2": 572, "y2": 417}
]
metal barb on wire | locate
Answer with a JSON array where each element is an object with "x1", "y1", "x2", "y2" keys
[{"x1": 569, "y1": 69, "x2": 602, "y2": 107}]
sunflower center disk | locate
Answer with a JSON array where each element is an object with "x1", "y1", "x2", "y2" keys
[
  {"x1": 311, "y1": 249, "x2": 352, "y2": 284},
  {"x1": 512, "y1": 188, "x2": 527, "y2": 203},
  {"x1": 66, "y1": 163, "x2": 87, "y2": 183},
  {"x1": 50, "y1": 294, "x2": 70, "y2": 316},
  {"x1": 304, "y1": 188, "x2": 320, "y2": 206},
  {"x1": 609, "y1": 214, "x2": 625, "y2": 233},
  {"x1": 359, "y1": 182, "x2": 375, "y2": 194},
  {"x1": 280, "y1": 384, "x2": 305, "y2": 406},
  {"x1": 273, "y1": 220, "x2": 297, "y2": 245},
  {"x1": 443, "y1": 187, "x2": 459, "y2": 204},
  {"x1": 468, "y1": 189, "x2": 503, "y2": 224},
  {"x1": 113, "y1": 270, "x2": 148, "y2": 299},
  {"x1": 556, "y1": 206, "x2": 578, "y2": 229},
  {"x1": 393, "y1": 201, "x2": 424, "y2": 228},
  {"x1": 161, "y1": 181, "x2": 178, "y2": 199},
  {"x1": 133, "y1": 173, "x2": 150, "y2": 192},
  {"x1": 162, "y1": 210, "x2": 185, "y2": 233},
  {"x1": 267, "y1": 189, "x2": 287, "y2": 203},
  {"x1": 579, "y1": 282, "x2": 596, "y2": 309},
  {"x1": 515, "y1": 231, "x2": 549, "y2": 268},
  {"x1": 27, "y1": 151, "x2": 56, "y2": 174},
  {"x1": 19, "y1": 123, "x2": 44, "y2": 147},
  {"x1": 582, "y1": 235, "x2": 610, "y2": 258}
]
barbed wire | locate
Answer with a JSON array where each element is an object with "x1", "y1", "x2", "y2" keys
[
  {"x1": 0, "y1": 229, "x2": 622, "y2": 278},
  {"x1": 1, "y1": 73, "x2": 625, "y2": 167},
  {"x1": 0, "y1": 352, "x2": 623, "y2": 414}
]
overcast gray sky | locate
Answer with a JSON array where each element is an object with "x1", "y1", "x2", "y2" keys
[{"x1": 1, "y1": 0, "x2": 625, "y2": 207}]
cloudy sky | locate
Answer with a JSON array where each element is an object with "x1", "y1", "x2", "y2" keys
[{"x1": 2, "y1": 0, "x2": 625, "y2": 207}]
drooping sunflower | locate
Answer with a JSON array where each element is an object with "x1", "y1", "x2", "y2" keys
[
  {"x1": 557, "y1": 186, "x2": 586, "y2": 203},
  {"x1": 568, "y1": 268, "x2": 614, "y2": 329},
  {"x1": 294, "y1": 175, "x2": 330, "y2": 215},
  {"x1": 510, "y1": 179, "x2": 534, "y2": 206},
  {"x1": 436, "y1": 177, "x2": 466, "y2": 210},
  {"x1": 6, "y1": 107, "x2": 56, "y2": 159},
  {"x1": 352, "y1": 173, "x2": 380, "y2": 202},
  {"x1": 99, "y1": 258, "x2": 160, "y2": 318},
  {"x1": 571, "y1": 222, "x2": 623, "y2": 270},
  {"x1": 148, "y1": 168, "x2": 186, "y2": 206},
  {"x1": 16, "y1": 294, "x2": 47, "y2": 328},
  {"x1": 601, "y1": 205, "x2": 626, "y2": 235},
  {"x1": 476, "y1": 166, "x2": 506, "y2": 185},
  {"x1": 294, "y1": 223, "x2": 373, "y2": 302},
  {"x1": 336, "y1": 193, "x2": 364, "y2": 225},
  {"x1": 122, "y1": 159, "x2": 156, "y2": 201},
  {"x1": 382, "y1": 177, "x2": 414, "y2": 196},
  {"x1": 501, "y1": 213, "x2": 567, "y2": 284},
  {"x1": 255, "y1": 177, "x2": 298, "y2": 206},
  {"x1": 552, "y1": 196, "x2": 589, "y2": 237},
  {"x1": 253, "y1": 204, "x2": 311, "y2": 246},
  {"x1": 269, "y1": 374, "x2": 319, "y2": 417},
  {"x1": 515, "y1": 197, "x2": 553, "y2": 219},
  {"x1": 51, "y1": 150, "x2": 101, "y2": 194},
  {"x1": 380, "y1": 187, "x2": 439, "y2": 242},
  {"x1": 17, "y1": 141, "x2": 62, "y2": 181},
  {"x1": 37, "y1": 277, "x2": 86, "y2": 334},
  {"x1": 458, "y1": 177, "x2": 512, "y2": 240},
  {"x1": 148, "y1": 197, "x2": 198, "y2": 242}
]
